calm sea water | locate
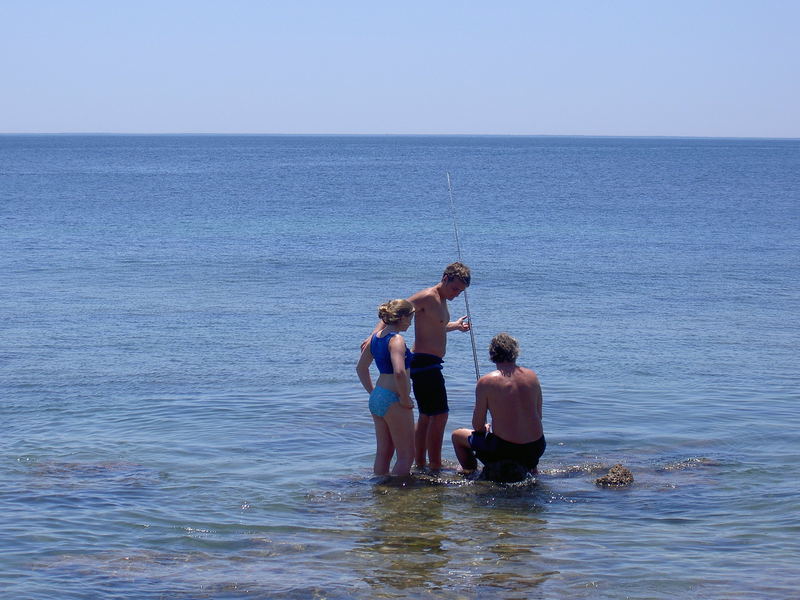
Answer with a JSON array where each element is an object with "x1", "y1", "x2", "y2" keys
[{"x1": 1, "y1": 134, "x2": 799, "y2": 599}]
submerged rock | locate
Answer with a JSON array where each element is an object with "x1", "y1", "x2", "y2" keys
[
  {"x1": 594, "y1": 464, "x2": 634, "y2": 487},
  {"x1": 659, "y1": 456, "x2": 720, "y2": 472},
  {"x1": 480, "y1": 460, "x2": 531, "y2": 484}
]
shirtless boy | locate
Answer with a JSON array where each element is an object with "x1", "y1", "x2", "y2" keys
[
  {"x1": 451, "y1": 332, "x2": 546, "y2": 475},
  {"x1": 407, "y1": 262, "x2": 471, "y2": 470}
]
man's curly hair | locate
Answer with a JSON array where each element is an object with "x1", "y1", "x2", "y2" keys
[{"x1": 489, "y1": 333, "x2": 519, "y2": 363}]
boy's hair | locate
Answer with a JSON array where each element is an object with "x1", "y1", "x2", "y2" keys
[{"x1": 442, "y1": 262, "x2": 471, "y2": 286}]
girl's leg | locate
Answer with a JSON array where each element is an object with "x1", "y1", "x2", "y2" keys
[
  {"x1": 372, "y1": 415, "x2": 394, "y2": 476},
  {"x1": 384, "y1": 403, "x2": 416, "y2": 476}
]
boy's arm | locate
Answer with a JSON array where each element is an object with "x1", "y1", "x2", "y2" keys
[
  {"x1": 360, "y1": 322, "x2": 385, "y2": 351},
  {"x1": 447, "y1": 315, "x2": 470, "y2": 332}
]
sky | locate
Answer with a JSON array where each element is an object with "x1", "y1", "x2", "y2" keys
[{"x1": 1, "y1": 1, "x2": 798, "y2": 137}]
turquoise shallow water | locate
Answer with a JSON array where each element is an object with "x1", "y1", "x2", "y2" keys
[{"x1": 1, "y1": 134, "x2": 799, "y2": 598}]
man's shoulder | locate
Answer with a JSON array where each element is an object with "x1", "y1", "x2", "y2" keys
[
  {"x1": 516, "y1": 365, "x2": 540, "y2": 382},
  {"x1": 478, "y1": 370, "x2": 504, "y2": 385}
]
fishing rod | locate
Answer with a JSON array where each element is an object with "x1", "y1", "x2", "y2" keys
[{"x1": 446, "y1": 172, "x2": 481, "y2": 382}]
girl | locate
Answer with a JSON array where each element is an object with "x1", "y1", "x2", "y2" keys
[{"x1": 356, "y1": 299, "x2": 415, "y2": 476}]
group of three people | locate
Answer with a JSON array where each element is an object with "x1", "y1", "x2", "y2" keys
[{"x1": 356, "y1": 262, "x2": 546, "y2": 479}]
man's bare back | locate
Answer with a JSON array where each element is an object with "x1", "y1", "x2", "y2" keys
[
  {"x1": 452, "y1": 332, "x2": 546, "y2": 475},
  {"x1": 474, "y1": 364, "x2": 543, "y2": 445}
]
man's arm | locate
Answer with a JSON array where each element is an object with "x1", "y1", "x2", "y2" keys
[
  {"x1": 536, "y1": 386, "x2": 543, "y2": 421},
  {"x1": 472, "y1": 378, "x2": 489, "y2": 432}
]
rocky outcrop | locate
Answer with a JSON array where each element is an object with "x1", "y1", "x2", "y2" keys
[{"x1": 594, "y1": 464, "x2": 634, "y2": 487}]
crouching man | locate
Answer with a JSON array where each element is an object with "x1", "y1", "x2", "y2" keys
[{"x1": 451, "y1": 332, "x2": 545, "y2": 481}]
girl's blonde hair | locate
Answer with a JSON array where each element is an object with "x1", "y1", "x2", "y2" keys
[{"x1": 378, "y1": 299, "x2": 414, "y2": 325}]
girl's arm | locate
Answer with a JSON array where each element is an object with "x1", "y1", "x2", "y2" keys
[
  {"x1": 356, "y1": 338, "x2": 374, "y2": 393},
  {"x1": 389, "y1": 335, "x2": 413, "y2": 409}
]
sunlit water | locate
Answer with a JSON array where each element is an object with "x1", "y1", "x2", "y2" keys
[{"x1": 2, "y1": 135, "x2": 799, "y2": 598}]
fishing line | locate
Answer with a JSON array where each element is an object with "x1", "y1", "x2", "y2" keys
[{"x1": 446, "y1": 172, "x2": 480, "y2": 381}]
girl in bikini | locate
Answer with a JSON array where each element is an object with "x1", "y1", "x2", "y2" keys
[{"x1": 356, "y1": 299, "x2": 415, "y2": 477}]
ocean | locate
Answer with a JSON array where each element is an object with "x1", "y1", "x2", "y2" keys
[{"x1": 1, "y1": 134, "x2": 798, "y2": 599}]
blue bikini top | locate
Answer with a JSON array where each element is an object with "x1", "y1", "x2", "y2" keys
[{"x1": 371, "y1": 331, "x2": 412, "y2": 374}]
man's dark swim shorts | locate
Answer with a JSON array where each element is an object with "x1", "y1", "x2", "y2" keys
[
  {"x1": 469, "y1": 431, "x2": 546, "y2": 470},
  {"x1": 410, "y1": 353, "x2": 448, "y2": 416}
]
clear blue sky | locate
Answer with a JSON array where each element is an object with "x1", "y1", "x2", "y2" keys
[{"x1": 1, "y1": 0, "x2": 798, "y2": 137}]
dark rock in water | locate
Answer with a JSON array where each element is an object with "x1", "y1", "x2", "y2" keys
[
  {"x1": 595, "y1": 464, "x2": 634, "y2": 487},
  {"x1": 480, "y1": 460, "x2": 531, "y2": 483}
]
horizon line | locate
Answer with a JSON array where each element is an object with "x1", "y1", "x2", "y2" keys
[{"x1": 2, "y1": 132, "x2": 799, "y2": 141}]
